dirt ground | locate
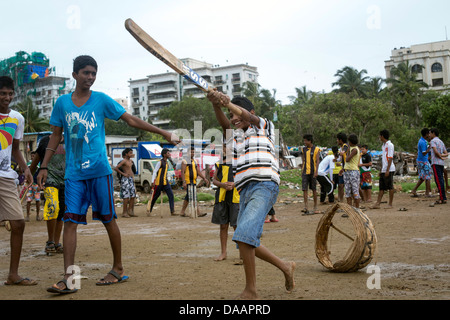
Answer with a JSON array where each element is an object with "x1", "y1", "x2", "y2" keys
[{"x1": 0, "y1": 185, "x2": 449, "y2": 301}]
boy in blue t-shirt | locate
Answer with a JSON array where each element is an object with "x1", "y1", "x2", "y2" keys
[{"x1": 38, "y1": 55, "x2": 179, "y2": 294}]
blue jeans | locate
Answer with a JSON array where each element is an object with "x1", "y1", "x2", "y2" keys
[{"x1": 232, "y1": 181, "x2": 279, "y2": 247}]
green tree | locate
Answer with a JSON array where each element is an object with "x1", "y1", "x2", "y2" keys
[
  {"x1": 242, "y1": 81, "x2": 281, "y2": 121},
  {"x1": 422, "y1": 93, "x2": 450, "y2": 144},
  {"x1": 332, "y1": 66, "x2": 369, "y2": 97},
  {"x1": 385, "y1": 61, "x2": 429, "y2": 125},
  {"x1": 14, "y1": 96, "x2": 49, "y2": 132},
  {"x1": 158, "y1": 95, "x2": 220, "y2": 137},
  {"x1": 288, "y1": 85, "x2": 314, "y2": 106}
]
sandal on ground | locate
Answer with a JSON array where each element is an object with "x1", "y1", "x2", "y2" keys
[
  {"x1": 55, "y1": 243, "x2": 63, "y2": 253},
  {"x1": 302, "y1": 210, "x2": 315, "y2": 216},
  {"x1": 45, "y1": 241, "x2": 56, "y2": 253},
  {"x1": 434, "y1": 200, "x2": 447, "y2": 205},
  {"x1": 96, "y1": 270, "x2": 129, "y2": 286},
  {"x1": 5, "y1": 277, "x2": 37, "y2": 286},
  {"x1": 270, "y1": 218, "x2": 279, "y2": 222},
  {"x1": 47, "y1": 278, "x2": 78, "y2": 294}
]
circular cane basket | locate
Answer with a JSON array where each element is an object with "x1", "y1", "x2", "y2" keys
[{"x1": 315, "y1": 203, "x2": 377, "y2": 273}]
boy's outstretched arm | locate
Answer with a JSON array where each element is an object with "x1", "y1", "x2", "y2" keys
[{"x1": 120, "y1": 113, "x2": 180, "y2": 145}]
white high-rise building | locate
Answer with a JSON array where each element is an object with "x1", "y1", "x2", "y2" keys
[
  {"x1": 384, "y1": 40, "x2": 450, "y2": 92},
  {"x1": 129, "y1": 58, "x2": 259, "y2": 129}
]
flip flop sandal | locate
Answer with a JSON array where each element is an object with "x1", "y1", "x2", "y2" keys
[
  {"x1": 5, "y1": 277, "x2": 37, "y2": 286},
  {"x1": 45, "y1": 241, "x2": 56, "y2": 253},
  {"x1": 47, "y1": 278, "x2": 78, "y2": 294},
  {"x1": 96, "y1": 270, "x2": 129, "y2": 286}
]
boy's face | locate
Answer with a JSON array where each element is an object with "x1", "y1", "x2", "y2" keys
[
  {"x1": 0, "y1": 87, "x2": 14, "y2": 110},
  {"x1": 229, "y1": 111, "x2": 250, "y2": 130},
  {"x1": 126, "y1": 151, "x2": 134, "y2": 159},
  {"x1": 361, "y1": 147, "x2": 367, "y2": 154},
  {"x1": 303, "y1": 139, "x2": 312, "y2": 147},
  {"x1": 73, "y1": 65, "x2": 97, "y2": 90}
]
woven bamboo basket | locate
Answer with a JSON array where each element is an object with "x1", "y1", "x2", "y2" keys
[{"x1": 315, "y1": 202, "x2": 377, "y2": 272}]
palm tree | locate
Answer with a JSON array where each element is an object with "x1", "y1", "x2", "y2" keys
[
  {"x1": 386, "y1": 61, "x2": 428, "y2": 124},
  {"x1": 242, "y1": 81, "x2": 281, "y2": 121},
  {"x1": 332, "y1": 66, "x2": 369, "y2": 96},
  {"x1": 289, "y1": 85, "x2": 313, "y2": 105},
  {"x1": 364, "y1": 77, "x2": 385, "y2": 98},
  {"x1": 14, "y1": 96, "x2": 49, "y2": 132}
]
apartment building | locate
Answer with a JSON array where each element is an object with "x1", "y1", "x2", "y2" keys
[
  {"x1": 129, "y1": 58, "x2": 259, "y2": 129},
  {"x1": 385, "y1": 40, "x2": 450, "y2": 92}
]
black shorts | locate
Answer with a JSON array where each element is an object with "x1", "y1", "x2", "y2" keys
[
  {"x1": 302, "y1": 174, "x2": 317, "y2": 191},
  {"x1": 379, "y1": 172, "x2": 394, "y2": 191},
  {"x1": 211, "y1": 201, "x2": 239, "y2": 226}
]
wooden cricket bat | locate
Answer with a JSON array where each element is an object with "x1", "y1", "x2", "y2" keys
[{"x1": 125, "y1": 18, "x2": 243, "y2": 116}]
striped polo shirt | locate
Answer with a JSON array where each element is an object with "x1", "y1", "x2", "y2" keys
[{"x1": 226, "y1": 117, "x2": 280, "y2": 191}]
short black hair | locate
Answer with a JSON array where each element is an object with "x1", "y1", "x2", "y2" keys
[
  {"x1": 331, "y1": 146, "x2": 338, "y2": 154},
  {"x1": 379, "y1": 129, "x2": 390, "y2": 140},
  {"x1": 73, "y1": 55, "x2": 98, "y2": 74},
  {"x1": 361, "y1": 144, "x2": 369, "y2": 150},
  {"x1": 122, "y1": 148, "x2": 133, "y2": 157},
  {"x1": 430, "y1": 127, "x2": 439, "y2": 137},
  {"x1": 231, "y1": 96, "x2": 254, "y2": 112},
  {"x1": 162, "y1": 148, "x2": 169, "y2": 156},
  {"x1": 303, "y1": 134, "x2": 313, "y2": 143},
  {"x1": 0, "y1": 76, "x2": 14, "y2": 90},
  {"x1": 336, "y1": 132, "x2": 347, "y2": 143},
  {"x1": 348, "y1": 134, "x2": 358, "y2": 145},
  {"x1": 421, "y1": 128, "x2": 429, "y2": 137}
]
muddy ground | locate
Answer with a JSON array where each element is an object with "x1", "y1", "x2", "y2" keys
[{"x1": 0, "y1": 185, "x2": 449, "y2": 303}]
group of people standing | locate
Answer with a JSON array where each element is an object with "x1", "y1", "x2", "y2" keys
[
  {"x1": 299, "y1": 127, "x2": 448, "y2": 214},
  {"x1": 411, "y1": 127, "x2": 448, "y2": 204}
]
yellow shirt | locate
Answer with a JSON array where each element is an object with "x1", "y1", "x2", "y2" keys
[
  {"x1": 182, "y1": 158, "x2": 198, "y2": 184},
  {"x1": 345, "y1": 146, "x2": 360, "y2": 171}
]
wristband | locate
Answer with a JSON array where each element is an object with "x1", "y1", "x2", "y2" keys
[{"x1": 39, "y1": 167, "x2": 48, "y2": 170}]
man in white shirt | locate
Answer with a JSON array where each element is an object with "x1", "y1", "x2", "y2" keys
[
  {"x1": 371, "y1": 129, "x2": 395, "y2": 209},
  {"x1": 317, "y1": 147, "x2": 338, "y2": 205}
]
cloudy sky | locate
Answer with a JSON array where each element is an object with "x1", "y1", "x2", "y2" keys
[{"x1": 1, "y1": 0, "x2": 449, "y2": 104}]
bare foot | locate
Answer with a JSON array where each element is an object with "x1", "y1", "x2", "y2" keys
[
  {"x1": 284, "y1": 261, "x2": 296, "y2": 292},
  {"x1": 370, "y1": 203, "x2": 380, "y2": 209},
  {"x1": 236, "y1": 289, "x2": 259, "y2": 300},
  {"x1": 214, "y1": 253, "x2": 227, "y2": 261}
]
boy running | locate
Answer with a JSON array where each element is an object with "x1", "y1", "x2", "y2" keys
[
  {"x1": 38, "y1": 55, "x2": 178, "y2": 294},
  {"x1": 207, "y1": 90, "x2": 295, "y2": 300}
]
